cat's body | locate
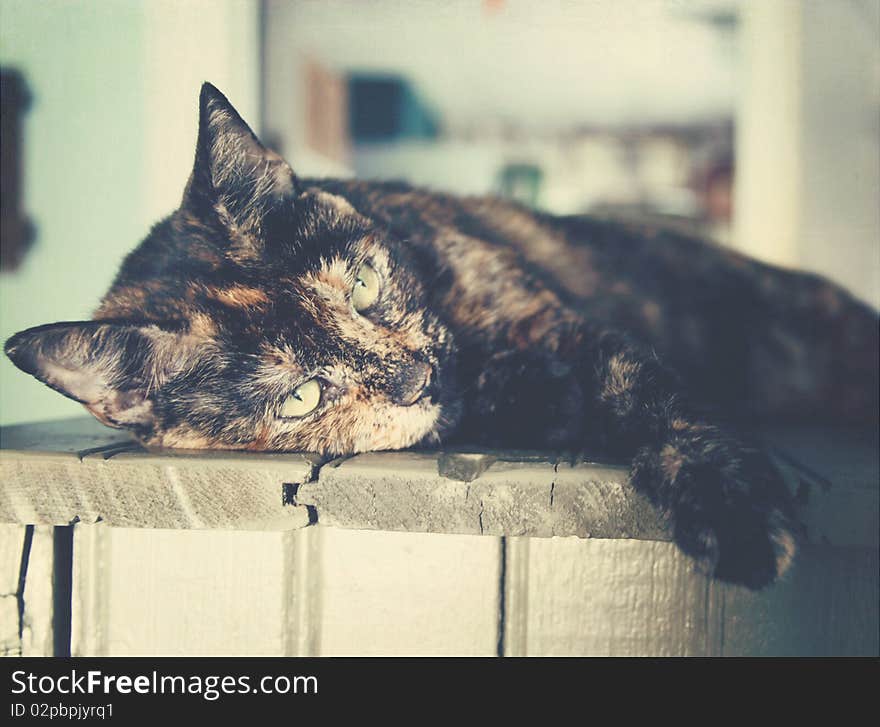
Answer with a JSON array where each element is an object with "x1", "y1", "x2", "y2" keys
[
  {"x1": 307, "y1": 178, "x2": 879, "y2": 434},
  {"x1": 6, "y1": 84, "x2": 878, "y2": 589}
]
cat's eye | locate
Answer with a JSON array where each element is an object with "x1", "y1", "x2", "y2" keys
[
  {"x1": 280, "y1": 379, "x2": 321, "y2": 418},
  {"x1": 352, "y1": 263, "x2": 380, "y2": 311}
]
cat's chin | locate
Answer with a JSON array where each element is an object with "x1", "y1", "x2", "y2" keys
[
  {"x1": 425, "y1": 393, "x2": 463, "y2": 446},
  {"x1": 352, "y1": 390, "x2": 462, "y2": 454},
  {"x1": 349, "y1": 398, "x2": 448, "y2": 455}
]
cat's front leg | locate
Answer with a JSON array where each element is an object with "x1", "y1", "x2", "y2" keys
[
  {"x1": 462, "y1": 327, "x2": 798, "y2": 589},
  {"x1": 581, "y1": 327, "x2": 798, "y2": 588}
]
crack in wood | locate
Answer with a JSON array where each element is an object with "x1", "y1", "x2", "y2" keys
[
  {"x1": 15, "y1": 525, "x2": 33, "y2": 644},
  {"x1": 75, "y1": 443, "x2": 142, "y2": 461}
]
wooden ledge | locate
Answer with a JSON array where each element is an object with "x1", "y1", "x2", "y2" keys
[{"x1": 0, "y1": 417, "x2": 877, "y2": 548}]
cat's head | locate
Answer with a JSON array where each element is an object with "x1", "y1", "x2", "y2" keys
[{"x1": 5, "y1": 83, "x2": 461, "y2": 454}]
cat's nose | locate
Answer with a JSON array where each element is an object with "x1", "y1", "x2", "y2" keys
[{"x1": 389, "y1": 360, "x2": 433, "y2": 407}]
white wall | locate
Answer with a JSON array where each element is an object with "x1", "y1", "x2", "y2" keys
[
  {"x1": 266, "y1": 0, "x2": 737, "y2": 134},
  {"x1": 797, "y1": 0, "x2": 880, "y2": 310},
  {"x1": 0, "y1": 0, "x2": 261, "y2": 425},
  {"x1": 734, "y1": 0, "x2": 880, "y2": 309}
]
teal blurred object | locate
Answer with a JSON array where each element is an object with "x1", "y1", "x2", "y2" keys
[
  {"x1": 498, "y1": 163, "x2": 543, "y2": 208},
  {"x1": 349, "y1": 75, "x2": 438, "y2": 142}
]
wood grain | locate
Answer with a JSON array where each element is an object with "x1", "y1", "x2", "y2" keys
[
  {"x1": 2, "y1": 418, "x2": 875, "y2": 547},
  {"x1": 1, "y1": 418, "x2": 317, "y2": 531},
  {"x1": 0, "y1": 523, "x2": 53, "y2": 656},
  {"x1": 2, "y1": 417, "x2": 877, "y2": 656}
]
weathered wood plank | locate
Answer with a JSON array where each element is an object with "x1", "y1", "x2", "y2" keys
[
  {"x1": 0, "y1": 524, "x2": 24, "y2": 656},
  {"x1": 20, "y1": 526, "x2": 54, "y2": 656},
  {"x1": 0, "y1": 524, "x2": 54, "y2": 656},
  {"x1": 3, "y1": 419, "x2": 875, "y2": 547},
  {"x1": 72, "y1": 524, "x2": 295, "y2": 656},
  {"x1": 3, "y1": 417, "x2": 878, "y2": 657},
  {"x1": 297, "y1": 452, "x2": 668, "y2": 540},
  {"x1": 1, "y1": 437, "x2": 317, "y2": 531},
  {"x1": 316, "y1": 528, "x2": 501, "y2": 655},
  {"x1": 70, "y1": 524, "x2": 500, "y2": 656},
  {"x1": 503, "y1": 538, "x2": 878, "y2": 656},
  {"x1": 0, "y1": 416, "x2": 135, "y2": 458},
  {"x1": 281, "y1": 526, "x2": 323, "y2": 656},
  {"x1": 503, "y1": 537, "x2": 722, "y2": 656}
]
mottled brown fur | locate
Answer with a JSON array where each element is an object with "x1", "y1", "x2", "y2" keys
[{"x1": 6, "y1": 83, "x2": 878, "y2": 588}]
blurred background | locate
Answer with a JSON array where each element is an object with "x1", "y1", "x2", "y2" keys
[{"x1": 1, "y1": 0, "x2": 878, "y2": 426}]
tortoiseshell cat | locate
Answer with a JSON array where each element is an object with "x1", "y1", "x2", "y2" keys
[{"x1": 6, "y1": 84, "x2": 878, "y2": 588}]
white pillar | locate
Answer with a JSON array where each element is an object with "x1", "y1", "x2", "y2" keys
[
  {"x1": 733, "y1": 0, "x2": 803, "y2": 269},
  {"x1": 735, "y1": 0, "x2": 880, "y2": 309}
]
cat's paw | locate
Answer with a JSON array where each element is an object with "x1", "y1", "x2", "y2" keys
[
  {"x1": 674, "y1": 497, "x2": 797, "y2": 589},
  {"x1": 632, "y1": 431, "x2": 799, "y2": 589}
]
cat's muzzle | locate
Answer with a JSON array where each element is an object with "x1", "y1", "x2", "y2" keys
[{"x1": 389, "y1": 360, "x2": 434, "y2": 407}]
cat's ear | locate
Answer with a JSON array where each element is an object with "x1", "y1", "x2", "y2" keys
[
  {"x1": 183, "y1": 82, "x2": 298, "y2": 254},
  {"x1": 4, "y1": 322, "x2": 183, "y2": 431}
]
